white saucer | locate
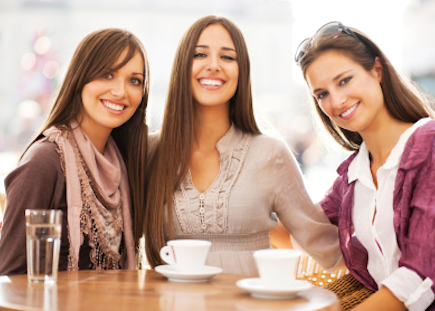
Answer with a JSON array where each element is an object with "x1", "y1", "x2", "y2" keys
[
  {"x1": 236, "y1": 278, "x2": 313, "y2": 299},
  {"x1": 155, "y1": 265, "x2": 223, "y2": 283}
]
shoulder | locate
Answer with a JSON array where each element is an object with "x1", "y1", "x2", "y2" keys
[
  {"x1": 4, "y1": 139, "x2": 64, "y2": 207},
  {"x1": 401, "y1": 119, "x2": 435, "y2": 170},
  {"x1": 19, "y1": 139, "x2": 62, "y2": 175},
  {"x1": 7, "y1": 140, "x2": 63, "y2": 184},
  {"x1": 409, "y1": 119, "x2": 435, "y2": 141},
  {"x1": 245, "y1": 132, "x2": 299, "y2": 173},
  {"x1": 249, "y1": 132, "x2": 291, "y2": 155},
  {"x1": 22, "y1": 139, "x2": 61, "y2": 164}
]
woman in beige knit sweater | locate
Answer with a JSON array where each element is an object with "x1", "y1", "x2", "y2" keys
[{"x1": 143, "y1": 16, "x2": 343, "y2": 275}]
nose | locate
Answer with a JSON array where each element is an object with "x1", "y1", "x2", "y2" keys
[
  {"x1": 206, "y1": 55, "x2": 220, "y2": 72},
  {"x1": 110, "y1": 78, "x2": 126, "y2": 98},
  {"x1": 330, "y1": 89, "x2": 346, "y2": 110}
]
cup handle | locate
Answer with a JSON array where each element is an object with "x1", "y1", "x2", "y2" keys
[{"x1": 160, "y1": 245, "x2": 175, "y2": 264}]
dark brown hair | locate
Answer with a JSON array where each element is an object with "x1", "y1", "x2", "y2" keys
[
  {"x1": 300, "y1": 27, "x2": 434, "y2": 151},
  {"x1": 144, "y1": 15, "x2": 260, "y2": 268},
  {"x1": 23, "y1": 28, "x2": 149, "y2": 248}
]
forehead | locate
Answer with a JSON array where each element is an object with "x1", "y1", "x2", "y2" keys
[
  {"x1": 305, "y1": 50, "x2": 359, "y2": 90},
  {"x1": 196, "y1": 24, "x2": 235, "y2": 48},
  {"x1": 112, "y1": 47, "x2": 143, "y2": 67}
]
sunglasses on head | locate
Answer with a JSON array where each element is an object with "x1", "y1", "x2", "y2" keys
[{"x1": 294, "y1": 21, "x2": 360, "y2": 67}]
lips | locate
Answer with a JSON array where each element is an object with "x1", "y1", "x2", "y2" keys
[
  {"x1": 101, "y1": 100, "x2": 126, "y2": 111},
  {"x1": 198, "y1": 78, "x2": 225, "y2": 87},
  {"x1": 340, "y1": 102, "x2": 359, "y2": 118}
]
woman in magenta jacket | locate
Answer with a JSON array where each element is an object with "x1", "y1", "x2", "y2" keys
[{"x1": 296, "y1": 21, "x2": 435, "y2": 310}]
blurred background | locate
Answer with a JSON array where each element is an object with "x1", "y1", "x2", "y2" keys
[{"x1": 0, "y1": 0, "x2": 434, "y2": 204}]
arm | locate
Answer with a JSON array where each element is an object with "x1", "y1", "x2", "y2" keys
[
  {"x1": 270, "y1": 221, "x2": 293, "y2": 249},
  {"x1": 0, "y1": 140, "x2": 64, "y2": 275},
  {"x1": 353, "y1": 287, "x2": 406, "y2": 311},
  {"x1": 270, "y1": 140, "x2": 343, "y2": 271}
]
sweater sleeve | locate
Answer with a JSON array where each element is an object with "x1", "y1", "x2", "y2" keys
[
  {"x1": 270, "y1": 139, "x2": 343, "y2": 271},
  {"x1": 0, "y1": 140, "x2": 65, "y2": 276}
]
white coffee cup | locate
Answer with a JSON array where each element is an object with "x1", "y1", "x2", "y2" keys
[
  {"x1": 160, "y1": 239, "x2": 211, "y2": 273},
  {"x1": 253, "y1": 249, "x2": 302, "y2": 290}
]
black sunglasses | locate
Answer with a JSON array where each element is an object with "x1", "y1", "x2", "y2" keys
[{"x1": 295, "y1": 21, "x2": 360, "y2": 67}]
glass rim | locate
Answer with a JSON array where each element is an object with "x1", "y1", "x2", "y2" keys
[{"x1": 25, "y1": 209, "x2": 63, "y2": 215}]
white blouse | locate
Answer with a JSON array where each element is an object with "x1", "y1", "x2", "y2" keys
[{"x1": 349, "y1": 117, "x2": 434, "y2": 310}]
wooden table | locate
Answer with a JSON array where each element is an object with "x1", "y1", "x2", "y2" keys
[{"x1": 0, "y1": 270, "x2": 340, "y2": 311}]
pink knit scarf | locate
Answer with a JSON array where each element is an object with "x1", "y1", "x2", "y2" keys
[{"x1": 43, "y1": 121, "x2": 135, "y2": 270}]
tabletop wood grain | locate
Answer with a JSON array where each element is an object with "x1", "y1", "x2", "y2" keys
[{"x1": 0, "y1": 269, "x2": 340, "y2": 311}]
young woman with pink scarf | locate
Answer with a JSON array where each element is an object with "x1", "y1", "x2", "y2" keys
[{"x1": 0, "y1": 28, "x2": 149, "y2": 275}]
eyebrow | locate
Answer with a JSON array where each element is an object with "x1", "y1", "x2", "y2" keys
[
  {"x1": 109, "y1": 67, "x2": 145, "y2": 77},
  {"x1": 196, "y1": 45, "x2": 236, "y2": 52},
  {"x1": 312, "y1": 69, "x2": 353, "y2": 94}
]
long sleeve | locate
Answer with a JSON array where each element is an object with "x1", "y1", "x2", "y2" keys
[
  {"x1": 270, "y1": 139, "x2": 343, "y2": 271},
  {"x1": 0, "y1": 140, "x2": 66, "y2": 276}
]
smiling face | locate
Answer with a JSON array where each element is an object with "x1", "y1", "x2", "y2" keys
[
  {"x1": 191, "y1": 24, "x2": 239, "y2": 109},
  {"x1": 80, "y1": 47, "x2": 144, "y2": 138},
  {"x1": 305, "y1": 50, "x2": 386, "y2": 136}
]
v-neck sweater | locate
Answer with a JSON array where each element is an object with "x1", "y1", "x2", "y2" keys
[{"x1": 148, "y1": 124, "x2": 343, "y2": 276}]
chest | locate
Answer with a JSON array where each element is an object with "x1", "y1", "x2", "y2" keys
[
  {"x1": 173, "y1": 134, "x2": 256, "y2": 234},
  {"x1": 190, "y1": 148, "x2": 220, "y2": 193}
]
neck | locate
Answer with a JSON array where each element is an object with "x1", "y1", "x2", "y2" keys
[
  {"x1": 360, "y1": 116, "x2": 413, "y2": 166},
  {"x1": 78, "y1": 119, "x2": 111, "y2": 154},
  {"x1": 193, "y1": 103, "x2": 231, "y2": 149}
]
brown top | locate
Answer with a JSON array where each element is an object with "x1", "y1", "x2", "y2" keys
[
  {"x1": 0, "y1": 270, "x2": 340, "y2": 311},
  {"x1": 0, "y1": 139, "x2": 92, "y2": 276}
]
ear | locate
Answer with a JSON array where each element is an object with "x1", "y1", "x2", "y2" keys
[{"x1": 372, "y1": 56, "x2": 383, "y2": 82}]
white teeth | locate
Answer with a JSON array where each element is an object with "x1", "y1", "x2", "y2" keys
[
  {"x1": 103, "y1": 100, "x2": 125, "y2": 111},
  {"x1": 341, "y1": 103, "x2": 358, "y2": 117},
  {"x1": 199, "y1": 79, "x2": 223, "y2": 86}
]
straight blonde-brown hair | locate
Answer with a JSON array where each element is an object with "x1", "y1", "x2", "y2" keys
[
  {"x1": 23, "y1": 28, "x2": 150, "y2": 248},
  {"x1": 300, "y1": 27, "x2": 434, "y2": 151},
  {"x1": 144, "y1": 16, "x2": 261, "y2": 268}
]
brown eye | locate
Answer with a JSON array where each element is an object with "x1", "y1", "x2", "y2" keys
[
  {"x1": 222, "y1": 55, "x2": 235, "y2": 61},
  {"x1": 130, "y1": 78, "x2": 142, "y2": 85},
  {"x1": 194, "y1": 52, "x2": 206, "y2": 58},
  {"x1": 317, "y1": 91, "x2": 328, "y2": 100},
  {"x1": 339, "y1": 76, "x2": 352, "y2": 86}
]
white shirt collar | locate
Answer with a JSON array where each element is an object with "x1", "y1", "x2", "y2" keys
[{"x1": 347, "y1": 117, "x2": 431, "y2": 185}]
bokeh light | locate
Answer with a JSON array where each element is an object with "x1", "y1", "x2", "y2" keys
[
  {"x1": 20, "y1": 53, "x2": 36, "y2": 71},
  {"x1": 17, "y1": 100, "x2": 41, "y2": 119},
  {"x1": 33, "y1": 36, "x2": 51, "y2": 55},
  {"x1": 42, "y1": 61, "x2": 59, "y2": 79}
]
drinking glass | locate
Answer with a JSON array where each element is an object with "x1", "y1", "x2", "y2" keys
[{"x1": 25, "y1": 209, "x2": 62, "y2": 284}]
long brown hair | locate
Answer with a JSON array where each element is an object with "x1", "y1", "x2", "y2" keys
[
  {"x1": 23, "y1": 28, "x2": 149, "y2": 247},
  {"x1": 300, "y1": 27, "x2": 434, "y2": 151},
  {"x1": 144, "y1": 15, "x2": 260, "y2": 267}
]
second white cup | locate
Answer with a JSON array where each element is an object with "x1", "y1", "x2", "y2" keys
[
  {"x1": 253, "y1": 249, "x2": 302, "y2": 290},
  {"x1": 160, "y1": 239, "x2": 211, "y2": 273}
]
